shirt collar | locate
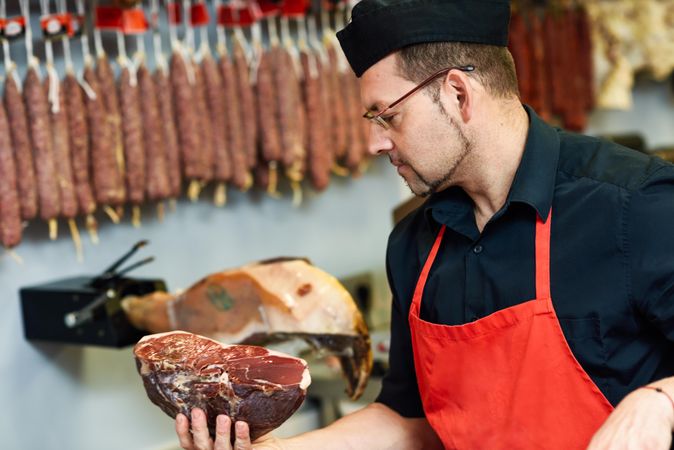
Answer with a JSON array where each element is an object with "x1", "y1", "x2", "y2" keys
[
  {"x1": 424, "y1": 105, "x2": 560, "y2": 231},
  {"x1": 506, "y1": 105, "x2": 560, "y2": 222}
]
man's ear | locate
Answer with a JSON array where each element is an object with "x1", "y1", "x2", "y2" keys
[{"x1": 442, "y1": 70, "x2": 473, "y2": 123}]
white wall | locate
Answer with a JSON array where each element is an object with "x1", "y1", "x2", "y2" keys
[{"x1": 586, "y1": 77, "x2": 674, "y2": 149}]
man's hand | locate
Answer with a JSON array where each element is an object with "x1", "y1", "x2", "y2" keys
[
  {"x1": 175, "y1": 408, "x2": 286, "y2": 450},
  {"x1": 587, "y1": 387, "x2": 674, "y2": 450}
]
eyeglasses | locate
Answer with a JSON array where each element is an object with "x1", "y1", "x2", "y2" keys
[{"x1": 363, "y1": 65, "x2": 475, "y2": 130}]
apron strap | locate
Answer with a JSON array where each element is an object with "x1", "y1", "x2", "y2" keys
[
  {"x1": 535, "y1": 209, "x2": 552, "y2": 299},
  {"x1": 410, "y1": 225, "x2": 446, "y2": 315}
]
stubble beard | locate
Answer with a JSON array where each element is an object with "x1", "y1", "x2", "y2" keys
[{"x1": 403, "y1": 116, "x2": 472, "y2": 197}]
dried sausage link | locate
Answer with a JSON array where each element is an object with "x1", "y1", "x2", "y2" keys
[
  {"x1": 96, "y1": 55, "x2": 126, "y2": 204},
  {"x1": 84, "y1": 66, "x2": 123, "y2": 206},
  {"x1": 46, "y1": 77, "x2": 78, "y2": 218},
  {"x1": 193, "y1": 61, "x2": 214, "y2": 182},
  {"x1": 233, "y1": 41, "x2": 258, "y2": 170},
  {"x1": 64, "y1": 73, "x2": 96, "y2": 215},
  {"x1": 119, "y1": 67, "x2": 146, "y2": 205},
  {"x1": 276, "y1": 48, "x2": 305, "y2": 180},
  {"x1": 171, "y1": 51, "x2": 202, "y2": 180},
  {"x1": 301, "y1": 50, "x2": 330, "y2": 191},
  {"x1": 327, "y1": 45, "x2": 348, "y2": 162},
  {"x1": 4, "y1": 76, "x2": 37, "y2": 220},
  {"x1": 24, "y1": 67, "x2": 60, "y2": 221},
  {"x1": 256, "y1": 49, "x2": 282, "y2": 164},
  {"x1": 138, "y1": 65, "x2": 170, "y2": 202},
  {"x1": 0, "y1": 99, "x2": 22, "y2": 247},
  {"x1": 154, "y1": 68, "x2": 182, "y2": 198},
  {"x1": 343, "y1": 71, "x2": 367, "y2": 174},
  {"x1": 202, "y1": 54, "x2": 231, "y2": 183},
  {"x1": 220, "y1": 55, "x2": 250, "y2": 190}
]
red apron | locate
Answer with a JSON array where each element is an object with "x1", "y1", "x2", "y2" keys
[{"x1": 409, "y1": 211, "x2": 614, "y2": 449}]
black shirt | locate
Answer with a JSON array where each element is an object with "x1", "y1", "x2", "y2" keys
[{"x1": 376, "y1": 106, "x2": 674, "y2": 418}]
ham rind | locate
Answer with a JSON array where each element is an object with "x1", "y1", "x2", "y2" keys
[{"x1": 133, "y1": 331, "x2": 310, "y2": 441}]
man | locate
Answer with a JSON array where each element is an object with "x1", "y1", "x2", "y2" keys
[{"x1": 176, "y1": 0, "x2": 674, "y2": 448}]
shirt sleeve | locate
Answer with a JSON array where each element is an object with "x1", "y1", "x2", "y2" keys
[
  {"x1": 628, "y1": 164, "x2": 674, "y2": 341},
  {"x1": 374, "y1": 248, "x2": 425, "y2": 418}
]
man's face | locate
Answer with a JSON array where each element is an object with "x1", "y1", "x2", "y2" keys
[{"x1": 360, "y1": 54, "x2": 472, "y2": 197}]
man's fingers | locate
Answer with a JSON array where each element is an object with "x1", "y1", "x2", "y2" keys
[
  {"x1": 214, "y1": 415, "x2": 232, "y2": 450},
  {"x1": 176, "y1": 413, "x2": 194, "y2": 450},
  {"x1": 234, "y1": 421, "x2": 252, "y2": 450},
  {"x1": 191, "y1": 408, "x2": 213, "y2": 450}
]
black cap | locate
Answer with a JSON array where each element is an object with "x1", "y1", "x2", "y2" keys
[{"x1": 336, "y1": 0, "x2": 511, "y2": 77}]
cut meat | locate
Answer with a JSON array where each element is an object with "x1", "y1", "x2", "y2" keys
[
  {"x1": 122, "y1": 258, "x2": 372, "y2": 400},
  {"x1": 133, "y1": 331, "x2": 310, "y2": 441}
]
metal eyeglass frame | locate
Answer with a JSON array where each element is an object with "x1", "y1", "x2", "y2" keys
[{"x1": 363, "y1": 65, "x2": 475, "y2": 130}]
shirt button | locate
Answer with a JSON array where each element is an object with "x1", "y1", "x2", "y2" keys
[{"x1": 473, "y1": 245, "x2": 483, "y2": 254}]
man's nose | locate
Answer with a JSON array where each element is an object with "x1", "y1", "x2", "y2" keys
[{"x1": 367, "y1": 123, "x2": 394, "y2": 156}]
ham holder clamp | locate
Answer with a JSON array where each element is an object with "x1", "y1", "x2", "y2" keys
[{"x1": 20, "y1": 240, "x2": 166, "y2": 347}]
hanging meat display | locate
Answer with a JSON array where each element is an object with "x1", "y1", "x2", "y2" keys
[{"x1": 5, "y1": 0, "x2": 667, "y2": 253}]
